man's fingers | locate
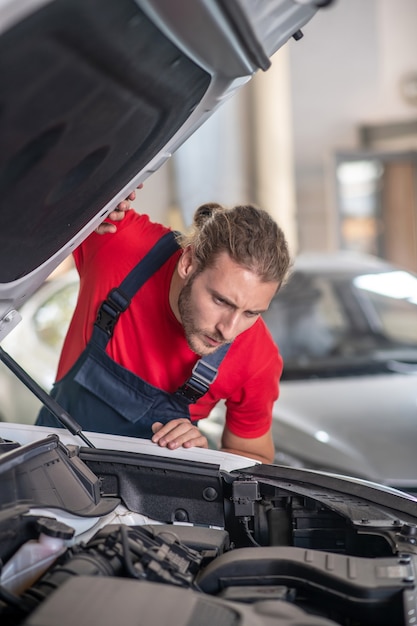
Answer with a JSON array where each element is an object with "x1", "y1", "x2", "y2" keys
[
  {"x1": 180, "y1": 432, "x2": 209, "y2": 449},
  {"x1": 95, "y1": 222, "x2": 117, "y2": 235},
  {"x1": 95, "y1": 185, "x2": 143, "y2": 234},
  {"x1": 151, "y1": 419, "x2": 190, "y2": 443},
  {"x1": 151, "y1": 419, "x2": 208, "y2": 449}
]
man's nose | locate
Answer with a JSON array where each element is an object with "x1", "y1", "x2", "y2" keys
[{"x1": 216, "y1": 311, "x2": 241, "y2": 341}]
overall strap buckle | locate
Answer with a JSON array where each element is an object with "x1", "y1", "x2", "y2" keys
[
  {"x1": 95, "y1": 288, "x2": 131, "y2": 337},
  {"x1": 176, "y1": 359, "x2": 219, "y2": 403},
  {"x1": 175, "y1": 343, "x2": 231, "y2": 403},
  {"x1": 93, "y1": 231, "x2": 180, "y2": 343}
]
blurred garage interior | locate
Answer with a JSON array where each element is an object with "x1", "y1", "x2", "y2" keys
[{"x1": 133, "y1": 0, "x2": 417, "y2": 273}]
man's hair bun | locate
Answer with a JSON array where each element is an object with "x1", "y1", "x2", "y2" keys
[{"x1": 193, "y1": 203, "x2": 223, "y2": 229}]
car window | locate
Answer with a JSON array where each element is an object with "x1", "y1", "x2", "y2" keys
[
  {"x1": 354, "y1": 270, "x2": 417, "y2": 345},
  {"x1": 32, "y1": 282, "x2": 78, "y2": 349},
  {"x1": 264, "y1": 267, "x2": 417, "y2": 376},
  {"x1": 262, "y1": 274, "x2": 348, "y2": 361},
  {"x1": 377, "y1": 296, "x2": 417, "y2": 343}
]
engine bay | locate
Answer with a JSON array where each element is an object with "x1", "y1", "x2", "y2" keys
[{"x1": 1, "y1": 433, "x2": 417, "y2": 626}]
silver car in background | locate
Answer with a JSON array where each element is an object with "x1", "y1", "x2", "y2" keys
[{"x1": 205, "y1": 251, "x2": 417, "y2": 492}]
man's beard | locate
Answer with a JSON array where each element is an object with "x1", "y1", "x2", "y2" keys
[{"x1": 178, "y1": 277, "x2": 226, "y2": 356}]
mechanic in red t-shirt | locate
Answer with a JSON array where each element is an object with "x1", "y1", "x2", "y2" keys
[{"x1": 37, "y1": 194, "x2": 290, "y2": 464}]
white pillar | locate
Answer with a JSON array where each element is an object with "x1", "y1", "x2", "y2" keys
[{"x1": 251, "y1": 46, "x2": 298, "y2": 256}]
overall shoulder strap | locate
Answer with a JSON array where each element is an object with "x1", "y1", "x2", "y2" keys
[
  {"x1": 93, "y1": 230, "x2": 180, "y2": 345},
  {"x1": 175, "y1": 342, "x2": 231, "y2": 404},
  {"x1": 92, "y1": 228, "x2": 231, "y2": 400}
]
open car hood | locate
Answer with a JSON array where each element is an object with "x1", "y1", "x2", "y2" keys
[{"x1": 0, "y1": 0, "x2": 322, "y2": 341}]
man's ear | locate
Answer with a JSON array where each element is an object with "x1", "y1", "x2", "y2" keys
[{"x1": 177, "y1": 246, "x2": 195, "y2": 279}]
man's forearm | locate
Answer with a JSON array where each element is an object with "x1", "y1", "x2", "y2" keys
[{"x1": 220, "y1": 447, "x2": 273, "y2": 464}]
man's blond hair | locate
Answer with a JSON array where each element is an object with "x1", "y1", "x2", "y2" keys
[{"x1": 178, "y1": 203, "x2": 291, "y2": 288}]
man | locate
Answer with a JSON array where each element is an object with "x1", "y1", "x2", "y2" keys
[{"x1": 36, "y1": 194, "x2": 290, "y2": 463}]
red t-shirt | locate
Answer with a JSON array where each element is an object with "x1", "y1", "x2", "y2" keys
[{"x1": 57, "y1": 212, "x2": 282, "y2": 438}]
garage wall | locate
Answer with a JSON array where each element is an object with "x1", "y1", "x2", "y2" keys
[{"x1": 288, "y1": 0, "x2": 417, "y2": 252}]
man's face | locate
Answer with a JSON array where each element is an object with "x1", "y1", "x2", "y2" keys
[{"x1": 178, "y1": 251, "x2": 278, "y2": 356}]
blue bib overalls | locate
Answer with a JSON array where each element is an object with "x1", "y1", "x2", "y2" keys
[{"x1": 36, "y1": 232, "x2": 229, "y2": 438}]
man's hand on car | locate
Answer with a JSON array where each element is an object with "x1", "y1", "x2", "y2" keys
[
  {"x1": 151, "y1": 418, "x2": 209, "y2": 450},
  {"x1": 95, "y1": 184, "x2": 143, "y2": 235}
]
